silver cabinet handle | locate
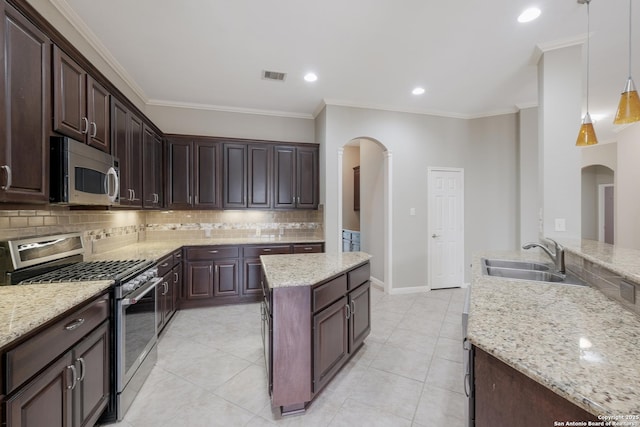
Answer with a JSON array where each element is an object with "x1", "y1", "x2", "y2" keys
[
  {"x1": 160, "y1": 262, "x2": 169, "y2": 268},
  {"x1": 174, "y1": 272, "x2": 178, "y2": 283},
  {"x1": 464, "y1": 372, "x2": 471, "y2": 397},
  {"x1": 195, "y1": 195, "x2": 198, "y2": 204},
  {"x1": 162, "y1": 281, "x2": 168, "y2": 296},
  {"x1": 304, "y1": 247, "x2": 313, "y2": 251},
  {"x1": 215, "y1": 265, "x2": 219, "y2": 274},
  {"x1": 209, "y1": 250, "x2": 219, "y2": 254},
  {"x1": 66, "y1": 365, "x2": 78, "y2": 390},
  {"x1": 81, "y1": 117, "x2": 89, "y2": 134},
  {"x1": 345, "y1": 303, "x2": 351, "y2": 320},
  {"x1": 1, "y1": 165, "x2": 11, "y2": 191},
  {"x1": 351, "y1": 300, "x2": 356, "y2": 316},
  {"x1": 77, "y1": 357, "x2": 86, "y2": 381},
  {"x1": 131, "y1": 189, "x2": 137, "y2": 201},
  {"x1": 432, "y1": 234, "x2": 440, "y2": 238},
  {"x1": 65, "y1": 318, "x2": 85, "y2": 331},
  {"x1": 263, "y1": 248, "x2": 272, "y2": 252},
  {"x1": 90, "y1": 122, "x2": 97, "y2": 138}
]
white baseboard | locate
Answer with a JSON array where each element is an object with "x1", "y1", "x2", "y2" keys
[
  {"x1": 369, "y1": 277, "x2": 384, "y2": 290},
  {"x1": 388, "y1": 285, "x2": 431, "y2": 295}
]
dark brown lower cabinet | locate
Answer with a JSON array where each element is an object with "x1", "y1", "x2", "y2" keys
[
  {"x1": 474, "y1": 347, "x2": 598, "y2": 427},
  {"x1": 5, "y1": 320, "x2": 109, "y2": 427},
  {"x1": 268, "y1": 261, "x2": 370, "y2": 415},
  {"x1": 213, "y1": 259, "x2": 240, "y2": 297}
]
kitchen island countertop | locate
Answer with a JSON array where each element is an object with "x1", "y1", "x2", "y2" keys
[
  {"x1": 469, "y1": 248, "x2": 640, "y2": 417},
  {"x1": 261, "y1": 251, "x2": 371, "y2": 288}
]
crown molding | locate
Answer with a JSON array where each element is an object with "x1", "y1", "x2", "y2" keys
[
  {"x1": 531, "y1": 33, "x2": 588, "y2": 65},
  {"x1": 146, "y1": 99, "x2": 314, "y2": 120},
  {"x1": 48, "y1": 0, "x2": 149, "y2": 103}
]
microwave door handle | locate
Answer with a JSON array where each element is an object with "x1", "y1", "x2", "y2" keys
[{"x1": 105, "y1": 167, "x2": 119, "y2": 203}]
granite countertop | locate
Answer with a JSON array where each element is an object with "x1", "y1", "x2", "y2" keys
[
  {"x1": 86, "y1": 237, "x2": 325, "y2": 263},
  {"x1": 559, "y1": 239, "x2": 640, "y2": 284},
  {"x1": 261, "y1": 252, "x2": 371, "y2": 288},
  {"x1": 0, "y1": 280, "x2": 112, "y2": 351},
  {"x1": 469, "y1": 250, "x2": 640, "y2": 417}
]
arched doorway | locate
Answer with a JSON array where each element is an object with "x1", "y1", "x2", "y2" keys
[
  {"x1": 337, "y1": 137, "x2": 392, "y2": 293},
  {"x1": 581, "y1": 165, "x2": 614, "y2": 243}
]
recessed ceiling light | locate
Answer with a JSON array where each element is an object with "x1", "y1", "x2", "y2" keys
[
  {"x1": 304, "y1": 72, "x2": 318, "y2": 82},
  {"x1": 412, "y1": 87, "x2": 425, "y2": 95},
  {"x1": 518, "y1": 7, "x2": 541, "y2": 23}
]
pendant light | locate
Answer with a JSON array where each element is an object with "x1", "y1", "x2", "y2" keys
[
  {"x1": 577, "y1": 0, "x2": 598, "y2": 146},
  {"x1": 614, "y1": 0, "x2": 640, "y2": 124}
]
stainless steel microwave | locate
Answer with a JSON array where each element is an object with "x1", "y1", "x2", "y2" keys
[{"x1": 50, "y1": 136, "x2": 120, "y2": 206}]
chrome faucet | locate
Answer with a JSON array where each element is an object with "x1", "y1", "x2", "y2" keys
[{"x1": 522, "y1": 238, "x2": 565, "y2": 274}]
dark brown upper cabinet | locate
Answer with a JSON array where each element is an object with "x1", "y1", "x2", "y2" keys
[
  {"x1": 142, "y1": 125, "x2": 163, "y2": 209},
  {"x1": 274, "y1": 145, "x2": 319, "y2": 209},
  {"x1": 166, "y1": 136, "x2": 221, "y2": 209},
  {"x1": 111, "y1": 97, "x2": 142, "y2": 207},
  {"x1": 0, "y1": 2, "x2": 51, "y2": 204},
  {"x1": 223, "y1": 142, "x2": 272, "y2": 209},
  {"x1": 53, "y1": 46, "x2": 111, "y2": 153}
]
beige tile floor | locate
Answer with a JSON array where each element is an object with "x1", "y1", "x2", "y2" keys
[{"x1": 110, "y1": 286, "x2": 467, "y2": 427}]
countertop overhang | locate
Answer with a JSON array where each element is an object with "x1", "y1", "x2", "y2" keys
[{"x1": 469, "y1": 249, "x2": 640, "y2": 417}]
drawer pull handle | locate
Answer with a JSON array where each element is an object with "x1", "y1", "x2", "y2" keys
[
  {"x1": 345, "y1": 303, "x2": 351, "y2": 320},
  {"x1": 209, "y1": 250, "x2": 219, "y2": 254},
  {"x1": 66, "y1": 365, "x2": 78, "y2": 390},
  {"x1": 174, "y1": 272, "x2": 178, "y2": 283},
  {"x1": 77, "y1": 357, "x2": 86, "y2": 381},
  {"x1": 304, "y1": 247, "x2": 313, "y2": 251},
  {"x1": 65, "y1": 318, "x2": 85, "y2": 331},
  {"x1": 351, "y1": 301, "x2": 356, "y2": 315},
  {"x1": 175, "y1": 253, "x2": 182, "y2": 258},
  {"x1": 160, "y1": 262, "x2": 169, "y2": 267},
  {"x1": 263, "y1": 249, "x2": 272, "y2": 252}
]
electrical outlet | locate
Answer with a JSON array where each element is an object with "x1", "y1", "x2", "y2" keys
[
  {"x1": 554, "y1": 218, "x2": 566, "y2": 232},
  {"x1": 410, "y1": 208, "x2": 416, "y2": 216}
]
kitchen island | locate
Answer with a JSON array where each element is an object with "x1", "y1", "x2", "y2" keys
[
  {"x1": 260, "y1": 251, "x2": 372, "y2": 415},
  {"x1": 468, "y1": 243, "x2": 640, "y2": 425}
]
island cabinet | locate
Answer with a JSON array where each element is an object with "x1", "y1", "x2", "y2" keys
[
  {"x1": 0, "y1": 1, "x2": 51, "y2": 204},
  {"x1": 2, "y1": 293, "x2": 110, "y2": 427},
  {"x1": 242, "y1": 245, "x2": 290, "y2": 297},
  {"x1": 474, "y1": 347, "x2": 599, "y2": 427},
  {"x1": 267, "y1": 260, "x2": 370, "y2": 415}
]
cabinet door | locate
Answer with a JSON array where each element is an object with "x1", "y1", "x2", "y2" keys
[
  {"x1": 166, "y1": 138, "x2": 192, "y2": 209},
  {"x1": 111, "y1": 98, "x2": 130, "y2": 204},
  {"x1": 349, "y1": 282, "x2": 371, "y2": 352},
  {"x1": 273, "y1": 146, "x2": 295, "y2": 208},
  {"x1": 170, "y1": 264, "x2": 181, "y2": 319},
  {"x1": 247, "y1": 144, "x2": 271, "y2": 208},
  {"x1": 243, "y1": 257, "x2": 263, "y2": 296},
  {"x1": 194, "y1": 140, "x2": 221, "y2": 208},
  {"x1": 223, "y1": 143, "x2": 247, "y2": 208},
  {"x1": 128, "y1": 113, "x2": 143, "y2": 207},
  {"x1": 214, "y1": 259, "x2": 240, "y2": 297},
  {"x1": 296, "y1": 146, "x2": 319, "y2": 209},
  {"x1": 73, "y1": 321, "x2": 109, "y2": 427},
  {"x1": 86, "y1": 76, "x2": 110, "y2": 153},
  {"x1": 0, "y1": 4, "x2": 50, "y2": 203},
  {"x1": 6, "y1": 351, "x2": 74, "y2": 427},
  {"x1": 185, "y1": 260, "x2": 214, "y2": 300},
  {"x1": 313, "y1": 296, "x2": 349, "y2": 392},
  {"x1": 142, "y1": 125, "x2": 162, "y2": 208},
  {"x1": 53, "y1": 46, "x2": 86, "y2": 142}
]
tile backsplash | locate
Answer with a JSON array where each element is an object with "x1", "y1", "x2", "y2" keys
[{"x1": 0, "y1": 207, "x2": 324, "y2": 253}]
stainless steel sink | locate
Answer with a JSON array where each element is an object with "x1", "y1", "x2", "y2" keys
[
  {"x1": 481, "y1": 258, "x2": 587, "y2": 286},
  {"x1": 483, "y1": 259, "x2": 550, "y2": 271}
]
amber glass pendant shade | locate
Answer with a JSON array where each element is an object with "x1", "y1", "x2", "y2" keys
[
  {"x1": 576, "y1": 113, "x2": 598, "y2": 146},
  {"x1": 613, "y1": 78, "x2": 640, "y2": 124}
]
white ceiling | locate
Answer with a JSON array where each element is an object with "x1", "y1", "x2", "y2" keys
[{"x1": 56, "y1": 0, "x2": 638, "y2": 143}]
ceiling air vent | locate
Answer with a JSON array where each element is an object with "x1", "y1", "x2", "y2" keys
[{"x1": 262, "y1": 70, "x2": 287, "y2": 82}]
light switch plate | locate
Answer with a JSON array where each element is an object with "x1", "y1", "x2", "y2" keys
[
  {"x1": 410, "y1": 208, "x2": 416, "y2": 216},
  {"x1": 554, "y1": 218, "x2": 566, "y2": 232}
]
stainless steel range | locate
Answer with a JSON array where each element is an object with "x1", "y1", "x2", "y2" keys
[{"x1": 0, "y1": 232, "x2": 159, "y2": 423}]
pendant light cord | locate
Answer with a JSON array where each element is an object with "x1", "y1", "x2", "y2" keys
[
  {"x1": 586, "y1": 0, "x2": 591, "y2": 113},
  {"x1": 629, "y1": 0, "x2": 633, "y2": 79}
]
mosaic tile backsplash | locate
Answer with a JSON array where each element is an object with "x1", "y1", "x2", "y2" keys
[{"x1": 0, "y1": 208, "x2": 324, "y2": 254}]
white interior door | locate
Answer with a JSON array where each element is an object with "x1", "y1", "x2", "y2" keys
[{"x1": 428, "y1": 168, "x2": 464, "y2": 289}]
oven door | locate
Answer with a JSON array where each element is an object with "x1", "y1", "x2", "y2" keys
[{"x1": 117, "y1": 276, "x2": 161, "y2": 392}]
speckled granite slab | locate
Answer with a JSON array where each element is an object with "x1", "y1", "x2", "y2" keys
[
  {"x1": 559, "y1": 239, "x2": 640, "y2": 284},
  {"x1": 261, "y1": 252, "x2": 371, "y2": 288},
  {"x1": 469, "y1": 251, "x2": 640, "y2": 417},
  {"x1": 0, "y1": 281, "x2": 112, "y2": 350},
  {"x1": 86, "y1": 237, "x2": 325, "y2": 262}
]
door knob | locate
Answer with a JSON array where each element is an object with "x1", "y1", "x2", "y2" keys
[{"x1": 432, "y1": 234, "x2": 440, "y2": 238}]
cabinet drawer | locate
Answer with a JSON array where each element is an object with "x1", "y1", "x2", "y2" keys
[
  {"x1": 186, "y1": 246, "x2": 239, "y2": 260},
  {"x1": 173, "y1": 249, "x2": 183, "y2": 263},
  {"x1": 292, "y1": 244, "x2": 323, "y2": 254},
  {"x1": 157, "y1": 253, "x2": 174, "y2": 276},
  {"x1": 5, "y1": 293, "x2": 109, "y2": 394},
  {"x1": 244, "y1": 245, "x2": 290, "y2": 257},
  {"x1": 313, "y1": 274, "x2": 348, "y2": 312},
  {"x1": 348, "y1": 263, "x2": 370, "y2": 290}
]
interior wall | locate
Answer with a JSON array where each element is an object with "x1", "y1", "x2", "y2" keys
[
  {"x1": 519, "y1": 107, "x2": 540, "y2": 245},
  {"x1": 323, "y1": 105, "x2": 519, "y2": 287},
  {"x1": 616, "y1": 123, "x2": 640, "y2": 249},
  {"x1": 359, "y1": 141, "x2": 384, "y2": 281},
  {"x1": 342, "y1": 145, "x2": 360, "y2": 231}
]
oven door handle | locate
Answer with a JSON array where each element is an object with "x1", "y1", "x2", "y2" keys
[{"x1": 121, "y1": 277, "x2": 162, "y2": 306}]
